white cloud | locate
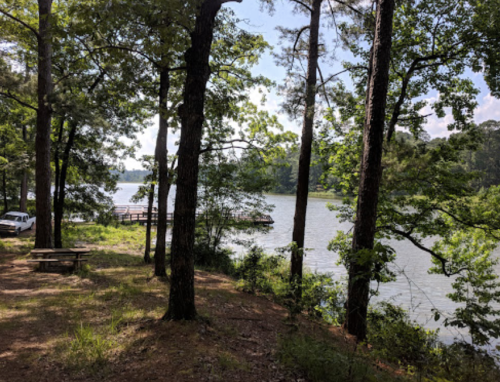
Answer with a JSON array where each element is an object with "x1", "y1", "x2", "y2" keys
[
  {"x1": 123, "y1": 118, "x2": 180, "y2": 170},
  {"x1": 418, "y1": 97, "x2": 455, "y2": 138},
  {"x1": 474, "y1": 94, "x2": 500, "y2": 124},
  {"x1": 417, "y1": 93, "x2": 500, "y2": 139}
]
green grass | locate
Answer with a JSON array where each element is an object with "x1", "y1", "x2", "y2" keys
[
  {"x1": 62, "y1": 222, "x2": 150, "y2": 250},
  {"x1": 63, "y1": 323, "x2": 114, "y2": 373},
  {"x1": 278, "y1": 335, "x2": 405, "y2": 382}
]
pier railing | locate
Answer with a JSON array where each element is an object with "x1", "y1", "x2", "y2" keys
[{"x1": 114, "y1": 209, "x2": 274, "y2": 226}]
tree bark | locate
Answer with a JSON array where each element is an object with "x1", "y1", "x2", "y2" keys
[
  {"x1": 164, "y1": 0, "x2": 235, "y2": 321},
  {"x1": 35, "y1": 0, "x2": 53, "y2": 249},
  {"x1": 345, "y1": 0, "x2": 395, "y2": 342},
  {"x1": 291, "y1": 0, "x2": 322, "y2": 290},
  {"x1": 2, "y1": 169, "x2": 7, "y2": 214},
  {"x1": 154, "y1": 68, "x2": 170, "y2": 276},
  {"x1": 144, "y1": 173, "x2": 156, "y2": 264},
  {"x1": 19, "y1": 125, "x2": 28, "y2": 213},
  {"x1": 54, "y1": 121, "x2": 77, "y2": 248}
]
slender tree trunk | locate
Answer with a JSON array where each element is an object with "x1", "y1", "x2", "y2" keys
[
  {"x1": 345, "y1": 0, "x2": 395, "y2": 342},
  {"x1": 53, "y1": 122, "x2": 77, "y2": 248},
  {"x1": 19, "y1": 64, "x2": 30, "y2": 214},
  {"x1": 144, "y1": 171, "x2": 156, "y2": 264},
  {"x1": 53, "y1": 118, "x2": 64, "y2": 229},
  {"x1": 291, "y1": 0, "x2": 322, "y2": 290},
  {"x1": 164, "y1": 0, "x2": 232, "y2": 321},
  {"x1": 154, "y1": 69, "x2": 170, "y2": 276},
  {"x1": 35, "y1": 0, "x2": 53, "y2": 249},
  {"x1": 2, "y1": 169, "x2": 7, "y2": 214},
  {"x1": 19, "y1": 125, "x2": 28, "y2": 213}
]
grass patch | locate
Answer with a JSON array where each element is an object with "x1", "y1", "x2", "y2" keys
[
  {"x1": 63, "y1": 324, "x2": 114, "y2": 373},
  {"x1": 278, "y1": 335, "x2": 404, "y2": 382},
  {"x1": 217, "y1": 351, "x2": 250, "y2": 371},
  {"x1": 62, "y1": 222, "x2": 148, "y2": 250}
]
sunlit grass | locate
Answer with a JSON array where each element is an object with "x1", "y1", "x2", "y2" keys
[{"x1": 62, "y1": 222, "x2": 151, "y2": 252}]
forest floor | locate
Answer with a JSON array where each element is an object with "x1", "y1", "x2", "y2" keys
[{"x1": 0, "y1": 225, "x2": 365, "y2": 382}]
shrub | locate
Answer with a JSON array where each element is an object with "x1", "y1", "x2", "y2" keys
[
  {"x1": 234, "y1": 246, "x2": 288, "y2": 294},
  {"x1": 278, "y1": 335, "x2": 402, "y2": 382},
  {"x1": 193, "y1": 243, "x2": 235, "y2": 275},
  {"x1": 433, "y1": 341, "x2": 500, "y2": 382},
  {"x1": 367, "y1": 302, "x2": 439, "y2": 370},
  {"x1": 96, "y1": 209, "x2": 119, "y2": 227},
  {"x1": 234, "y1": 247, "x2": 347, "y2": 323}
]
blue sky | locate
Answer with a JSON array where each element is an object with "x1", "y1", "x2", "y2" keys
[{"x1": 124, "y1": 0, "x2": 500, "y2": 169}]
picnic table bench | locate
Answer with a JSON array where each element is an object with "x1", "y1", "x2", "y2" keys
[{"x1": 27, "y1": 248, "x2": 92, "y2": 271}]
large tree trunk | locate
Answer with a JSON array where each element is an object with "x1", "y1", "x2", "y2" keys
[
  {"x1": 144, "y1": 173, "x2": 156, "y2": 264},
  {"x1": 345, "y1": 0, "x2": 395, "y2": 341},
  {"x1": 19, "y1": 125, "x2": 28, "y2": 213},
  {"x1": 35, "y1": 0, "x2": 53, "y2": 249},
  {"x1": 164, "y1": 0, "x2": 231, "y2": 321},
  {"x1": 54, "y1": 122, "x2": 77, "y2": 248},
  {"x1": 290, "y1": 0, "x2": 322, "y2": 290},
  {"x1": 154, "y1": 69, "x2": 170, "y2": 276}
]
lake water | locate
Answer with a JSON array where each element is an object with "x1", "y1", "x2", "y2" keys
[{"x1": 113, "y1": 183, "x2": 500, "y2": 346}]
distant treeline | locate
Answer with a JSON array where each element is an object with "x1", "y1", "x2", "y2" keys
[
  {"x1": 116, "y1": 121, "x2": 500, "y2": 193},
  {"x1": 117, "y1": 170, "x2": 150, "y2": 183},
  {"x1": 269, "y1": 121, "x2": 500, "y2": 195}
]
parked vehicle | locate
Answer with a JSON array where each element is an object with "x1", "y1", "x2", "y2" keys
[{"x1": 0, "y1": 212, "x2": 36, "y2": 236}]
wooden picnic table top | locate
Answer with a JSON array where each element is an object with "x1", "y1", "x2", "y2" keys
[{"x1": 31, "y1": 248, "x2": 90, "y2": 254}]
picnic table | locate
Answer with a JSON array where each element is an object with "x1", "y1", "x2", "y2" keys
[{"x1": 27, "y1": 248, "x2": 92, "y2": 271}]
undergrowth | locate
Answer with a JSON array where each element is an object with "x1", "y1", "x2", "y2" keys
[
  {"x1": 61, "y1": 222, "x2": 147, "y2": 250},
  {"x1": 278, "y1": 335, "x2": 404, "y2": 382},
  {"x1": 232, "y1": 246, "x2": 500, "y2": 382}
]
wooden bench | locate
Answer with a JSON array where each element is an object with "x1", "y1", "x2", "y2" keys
[{"x1": 29, "y1": 248, "x2": 91, "y2": 271}]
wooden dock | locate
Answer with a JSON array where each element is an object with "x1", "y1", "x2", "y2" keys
[{"x1": 114, "y1": 207, "x2": 274, "y2": 226}]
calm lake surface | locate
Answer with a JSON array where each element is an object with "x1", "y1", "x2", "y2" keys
[{"x1": 113, "y1": 183, "x2": 500, "y2": 346}]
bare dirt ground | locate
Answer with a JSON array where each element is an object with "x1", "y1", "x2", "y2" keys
[{"x1": 0, "y1": 231, "x2": 353, "y2": 382}]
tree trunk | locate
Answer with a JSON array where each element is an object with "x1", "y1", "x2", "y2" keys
[
  {"x1": 54, "y1": 121, "x2": 77, "y2": 248},
  {"x1": 144, "y1": 173, "x2": 156, "y2": 264},
  {"x1": 53, "y1": 118, "x2": 64, "y2": 241},
  {"x1": 154, "y1": 69, "x2": 170, "y2": 276},
  {"x1": 2, "y1": 169, "x2": 7, "y2": 214},
  {"x1": 345, "y1": 0, "x2": 395, "y2": 342},
  {"x1": 19, "y1": 125, "x2": 28, "y2": 213},
  {"x1": 290, "y1": 0, "x2": 322, "y2": 291},
  {"x1": 164, "y1": 0, "x2": 228, "y2": 321},
  {"x1": 35, "y1": 0, "x2": 53, "y2": 249}
]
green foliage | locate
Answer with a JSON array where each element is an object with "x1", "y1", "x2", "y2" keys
[
  {"x1": 368, "y1": 302, "x2": 439, "y2": 369},
  {"x1": 268, "y1": 148, "x2": 337, "y2": 195},
  {"x1": 117, "y1": 170, "x2": 149, "y2": 183},
  {"x1": 429, "y1": 214, "x2": 500, "y2": 346},
  {"x1": 193, "y1": 243, "x2": 235, "y2": 275},
  {"x1": 234, "y1": 246, "x2": 346, "y2": 324},
  {"x1": 95, "y1": 208, "x2": 119, "y2": 228},
  {"x1": 431, "y1": 341, "x2": 500, "y2": 382},
  {"x1": 61, "y1": 222, "x2": 146, "y2": 250},
  {"x1": 366, "y1": 302, "x2": 500, "y2": 382},
  {"x1": 278, "y1": 335, "x2": 402, "y2": 382},
  {"x1": 234, "y1": 246, "x2": 286, "y2": 294}
]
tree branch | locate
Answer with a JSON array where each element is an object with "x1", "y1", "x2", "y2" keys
[
  {"x1": 0, "y1": 91, "x2": 37, "y2": 111},
  {"x1": 330, "y1": 0, "x2": 365, "y2": 17},
  {"x1": 0, "y1": 8, "x2": 39, "y2": 38},
  {"x1": 386, "y1": 227, "x2": 469, "y2": 277},
  {"x1": 290, "y1": 0, "x2": 313, "y2": 13}
]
